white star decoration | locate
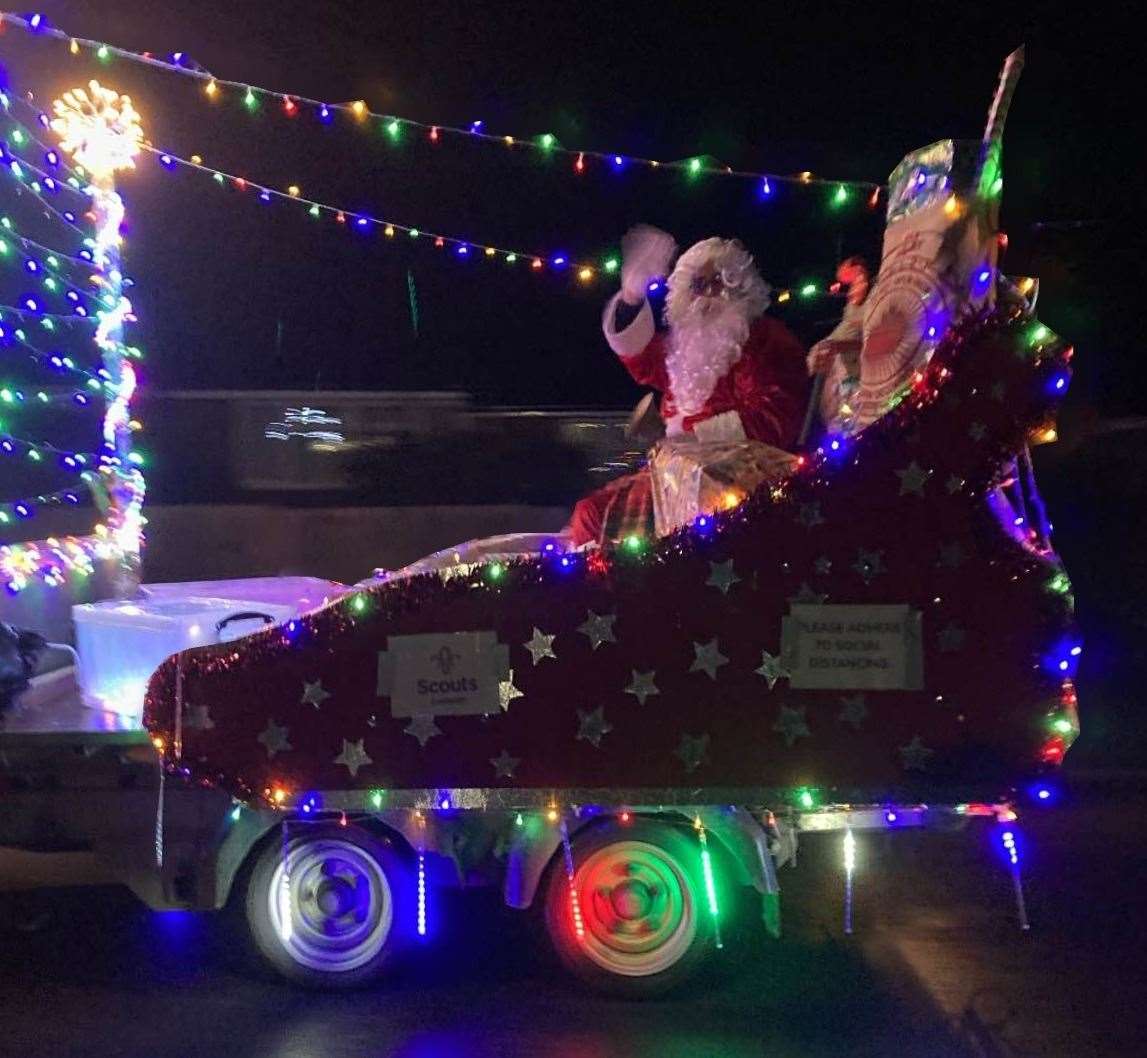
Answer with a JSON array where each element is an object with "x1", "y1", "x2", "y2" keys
[
  {"x1": 333, "y1": 738, "x2": 372, "y2": 778},
  {"x1": 689, "y1": 639, "x2": 728, "y2": 680},
  {"x1": 937, "y1": 623, "x2": 966, "y2": 652},
  {"x1": 706, "y1": 559, "x2": 740, "y2": 595},
  {"x1": 797, "y1": 502, "x2": 825, "y2": 528},
  {"x1": 788, "y1": 582, "x2": 827, "y2": 606},
  {"x1": 498, "y1": 672, "x2": 524, "y2": 711},
  {"x1": 256, "y1": 718, "x2": 291, "y2": 758},
  {"x1": 490, "y1": 748, "x2": 520, "y2": 779},
  {"x1": 404, "y1": 714, "x2": 441, "y2": 747},
  {"x1": 900, "y1": 735, "x2": 934, "y2": 770},
  {"x1": 625, "y1": 670, "x2": 659, "y2": 705},
  {"x1": 895, "y1": 460, "x2": 931, "y2": 497},
  {"x1": 936, "y1": 542, "x2": 966, "y2": 569},
  {"x1": 838, "y1": 693, "x2": 868, "y2": 729},
  {"x1": 577, "y1": 610, "x2": 617, "y2": 650},
  {"x1": 773, "y1": 706, "x2": 811, "y2": 747},
  {"x1": 300, "y1": 679, "x2": 331, "y2": 709},
  {"x1": 524, "y1": 627, "x2": 556, "y2": 665},
  {"x1": 184, "y1": 704, "x2": 214, "y2": 731},
  {"x1": 676, "y1": 732, "x2": 710, "y2": 774},
  {"x1": 576, "y1": 707, "x2": 613, "y2": 747},
  {"x1": 755, "y1": 650, "x2": 790, "y2": 690},
  {"x1": 853, "y1": 548, "x2": 886, "y2": 585}
]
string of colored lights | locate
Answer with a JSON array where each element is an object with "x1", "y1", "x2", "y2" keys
[
  {"x1": 144, "y1": 144, "x2": 836, "y2": 300},
  {"x1": 0, "y1": 380, "x2": 101, "y2": 407},
  {"x1": 1, "y1": 322, "x2": 117, "y2": 386},
  {"x1": 0, "y1": 482, "x2": 91, "y2": 527},
  {"x1": 0, "y1": 77, "x2": 143, "y2": 592},
  {"x1": 0, "y1": 230, "x2": 116, "y2": 318},
  {"x1": 145, "y1": 142, "x2": 613, "y2": 279},
  {"x1": 0, "y1": 10, "x2": 884, "y2": 196},
  {"x1": 1, "y1": 528, "x2": 117, "y2": 592}
]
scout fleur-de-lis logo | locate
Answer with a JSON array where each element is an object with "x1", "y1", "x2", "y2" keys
[{"x1": 430, "y1": 645, "x2": 460, "y2": 675}]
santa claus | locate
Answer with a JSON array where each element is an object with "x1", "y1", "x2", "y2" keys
[{"x1": 567, "y1": 227, "x2": 809, "y2": 545}]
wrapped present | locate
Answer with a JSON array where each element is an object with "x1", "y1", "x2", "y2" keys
[{"x1": 650, "y1": 437, "x2": 798, "y2": 536}]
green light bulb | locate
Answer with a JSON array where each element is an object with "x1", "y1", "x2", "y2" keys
[
  {"x1": 540, "y1": 133, "x2": 555, "y2": 150},
  {"x1": 309, "y1": 204, "x2": 320, "y2": 218},
  {"x1": 505, "y1": 253, "x2": 516, "y2": 263},
  {"x1": 604, "y1": 258, "x2": 619, "y2": 273},
  {"x1": 800, "y1": 283, "x2": 818, "y2": 297},
  {"x1": 1051, "y1": 717, "x2": 1073, "y2": 735},
  {"x1": 488, "y1": 562, "x2": 504, "y2": 580},
  {"x1": 409, "y1": 229, "x2": 420, "y2": 238},
  {"x1": 797, "y1": 788, "x2": 815, "y2": 809},
  {"x1": 245, "y1": 88, "x2": 257, "y2": 109},
  {"x1": 833, "y1": 184, "x2": 849, "y2": 205},
  {"x1": 688, "y1": 157, "x2": 702, "y2": 175},
  {"x1": 97, "y1": 45, "x2": 110, "y2": 61},
  {"x1": 387, "y1": 119, "x2": 400, "y2": 137}
]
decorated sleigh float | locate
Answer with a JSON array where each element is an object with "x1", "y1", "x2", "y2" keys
[
  {"x1": 146, "y1": 52, "x2": 1077, "y2": 810},
  {"x1": 135, "y1": 48, "x2": 1078, "y2": 990}
]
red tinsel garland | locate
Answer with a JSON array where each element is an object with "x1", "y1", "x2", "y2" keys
[{"x1": 145, "y1": 304, "x2": 1077, "y2": 806}]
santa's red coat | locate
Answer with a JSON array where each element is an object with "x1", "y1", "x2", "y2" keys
[
  {"x1": 606, "y1": 294, "x2": 809, "y2": 446},
  {"x1": 567, "y1": 295, "x2": 809, "y2": 545}
]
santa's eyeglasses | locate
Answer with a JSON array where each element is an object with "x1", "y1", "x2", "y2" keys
[{"x1": 689, "y1": 272, "x2": 727, "y2": 297}]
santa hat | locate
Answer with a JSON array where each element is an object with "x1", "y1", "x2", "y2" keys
[{"x1": 665, "y1": 237, "x2": 771, "y2": 327}]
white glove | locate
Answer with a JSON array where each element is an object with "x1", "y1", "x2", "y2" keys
[{"x1": 619, "y1": 224, "x2": 677, "y2": 303}]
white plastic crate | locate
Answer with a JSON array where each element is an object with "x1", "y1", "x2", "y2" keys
[{"x1": 72, "y1": 594, "x2": 298, "y2": 718}]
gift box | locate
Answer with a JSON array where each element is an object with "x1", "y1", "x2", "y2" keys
[{"x1": 650, "y1": 439, "x2": 797, "y2": 536}]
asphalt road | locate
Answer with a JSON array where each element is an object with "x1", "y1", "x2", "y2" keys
[{"x1": 2, "y1": 785, "x2": 1143, "y2": 1058}]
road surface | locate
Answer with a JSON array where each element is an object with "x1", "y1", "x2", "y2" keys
[{"x1": 2, "y1": 785, "x2": 1142, "y2": 1057}]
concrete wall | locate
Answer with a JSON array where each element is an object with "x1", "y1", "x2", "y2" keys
[{"x1": 142, "y1": 504, "x2": 571, "y2": 586}]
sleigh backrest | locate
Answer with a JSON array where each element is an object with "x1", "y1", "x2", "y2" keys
[{"x1": 853, "y1": 139, "x2": 1000, "y2": 430}]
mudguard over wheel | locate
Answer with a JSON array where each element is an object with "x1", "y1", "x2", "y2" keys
[
  {"x1": 244, "y1": 822, "x2": 411, "y2": 989},
  {"x1": 544, "y1": 820, "x2": 714, "y2": 996}
]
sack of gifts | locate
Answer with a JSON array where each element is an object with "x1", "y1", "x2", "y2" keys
[{"x1": 650, "y1": 437, "x2": 797, "y2": 537}]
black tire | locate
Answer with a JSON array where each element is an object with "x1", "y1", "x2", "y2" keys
[
  {"x1": 244, "y1": 822, "x2": 412, "y2": 989},
  {"x1": 544, "y1": 819, "x2": 715, "y2": 997}
]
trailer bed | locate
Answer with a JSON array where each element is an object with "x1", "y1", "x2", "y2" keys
[{"x1": 0, "y1": 668, "x2": 147, "y2": 747}]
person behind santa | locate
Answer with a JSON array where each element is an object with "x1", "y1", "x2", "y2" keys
[
  {"x1": 804, "y1": 256, "x2": 871, "y2": 437},
  {"x1": 566, "y1": 226, "x2": 809, "y2": 546}
]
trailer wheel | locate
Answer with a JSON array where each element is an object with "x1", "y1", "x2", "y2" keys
[
  {"x1": 245, "y1": 823, "x2": 410, "y2": 988},
  {"x1": 544, "y1": 820, "x2": 713, "y2": 996}
]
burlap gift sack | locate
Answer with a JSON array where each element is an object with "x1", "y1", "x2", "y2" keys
[{"x1": 650, "y1": 438, "x2": 798, "y2": 536}]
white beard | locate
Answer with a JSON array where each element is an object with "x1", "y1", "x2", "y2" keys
[{"x1": 665, "y1": 301, "x2": 750, "y2": 417}]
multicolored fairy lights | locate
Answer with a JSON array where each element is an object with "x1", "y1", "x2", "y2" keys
[
  {"x1": 0, "y1": 11, "x2": 884, "y2": 198},
  {"x1": 0, "y1": 83, "x2": 145, "y2": 594},
  {"x1": 143, "y1": 144, "x2": 838, "y2": 298}
]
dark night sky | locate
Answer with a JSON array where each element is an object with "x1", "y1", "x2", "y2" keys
[{"x1": 1, "y1": 1, "x2": 1138, "y2": 413}]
